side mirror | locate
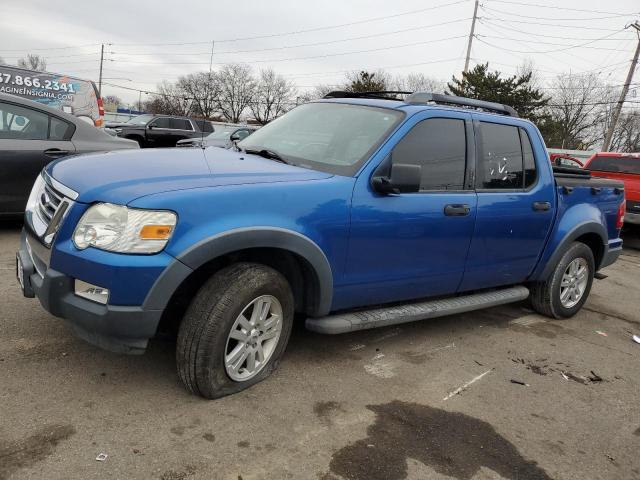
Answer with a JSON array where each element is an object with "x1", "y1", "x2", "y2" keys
[
  {"x1": 147, "y1": 124, "x2": 154, "y2": 130},
  {"x1": 372, "y1": 163, "x2": 421, "y2": 194},
  {"x1": 230, "y1": 133, "x2": 241, "y2": 141}
]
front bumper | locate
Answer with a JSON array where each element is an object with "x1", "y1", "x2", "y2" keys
[{"x1": 18, "y1": 232, "x2": 163, "y2": 354}]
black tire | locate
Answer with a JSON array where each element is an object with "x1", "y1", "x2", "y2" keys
[
  {"x1": 529, "y1": 242, "x2": 595, "y2": 319},
  {"x1": 176, "y1": 262, "x2": 294, "y2": 399},
  {"x1": 127, "y1": 136, "x2": 144, "y2": 148}
]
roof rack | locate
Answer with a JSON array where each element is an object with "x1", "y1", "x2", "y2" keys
[
  {"x1": 323, "y1": 90, "x2": 411, "y2": 101},
  {"x1": 405, "y1": 92, "x2": 518, "y2": 117}
]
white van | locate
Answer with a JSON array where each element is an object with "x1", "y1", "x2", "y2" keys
[{"x1": 0, "y1": 65, "x2": 104, "y2": 127}]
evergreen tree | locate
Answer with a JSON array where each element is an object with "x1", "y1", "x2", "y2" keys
[
  {"x1": 447, "y1": 63, "x2": 549, "y2": 121},
  {"x1": 348, "y1": 71, "x2": 387, "y2": 92}
]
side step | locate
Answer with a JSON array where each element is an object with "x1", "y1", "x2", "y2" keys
[{"x1": 306, "y1": 286, "x2": 530, "y2": 334}]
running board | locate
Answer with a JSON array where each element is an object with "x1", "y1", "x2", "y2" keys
[{"x1": 306, "y1": 286, "x2": 530, "y2": 334}]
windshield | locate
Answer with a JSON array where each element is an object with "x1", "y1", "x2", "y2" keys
[
  {"x1": 126, "y1": 114, "x2": 155, "y2": 125},
  {"x1": 206, "y1": 128, "x2": 236, "y2": 140},
  {"x1": 238, "y1": 102, "x2": 404, "y2": 176}
]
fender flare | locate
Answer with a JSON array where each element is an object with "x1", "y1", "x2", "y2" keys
[
  {"x1": 535, "y1": 222, "x2": 607, "y2": 281},
  {"x1": 143, "y1": 227, "x2": 333, "y2": 317}
]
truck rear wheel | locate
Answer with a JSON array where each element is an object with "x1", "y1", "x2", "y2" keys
[
  {"x1": 529, "y1": 242, "x2": 595, "y2": 319},
  {"x1": 176, "y1": 263, "x2": 294, "y2": 399}
]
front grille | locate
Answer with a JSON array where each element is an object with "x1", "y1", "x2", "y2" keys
[
  {"x1": 37, "y1": 181, "x2": 64, "y2": 226},
  {"x1": 28, "y1": 173, "x2": 76, "y2": 247}
]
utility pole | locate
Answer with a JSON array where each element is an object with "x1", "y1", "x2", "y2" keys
[
  {"x1": 603, "y1": 22, "x2": 640, "y2": 151},
  {"x1": 463, "y1": 0, "x2": 479, "y2": 74},
  {"x1": 98, "y1": 43, "x2": 104, "y2": 98},
  {"x1": 209, "y1": 40, "x2": 215, "y2": 75}
]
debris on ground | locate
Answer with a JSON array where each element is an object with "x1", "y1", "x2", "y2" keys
[
  {"x1": 633, "y1": 335, "x2": 640, "y2": 345},
  {"x1": 588, "y1": 371, "x2": 604, "y2": 382},
  {"x1": 595, "y1": 330, "x2": 608, "y2": 337},
  {"x1": 96, "y1": 453, "x2": 108, "y2": 461},
  {"x1": 510, "y1": 379, "x2": 529, "y2": 386},
  {"x1": 443, "y1": 369, "x2": 492, "y2": 401}
]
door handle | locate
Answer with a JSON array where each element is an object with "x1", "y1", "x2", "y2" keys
[
  {"x1": 444, "y1": 204, "x2": 471, "y2": 216},
  {"x1": 532, "y1": 201, "x2": 551, "y2": 211},
  {"x1": 43, "y1": 148, "x2": 70, "y2": 157}
]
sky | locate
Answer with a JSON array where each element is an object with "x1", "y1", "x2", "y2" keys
[{"x1": 0, "y1": 0, "x2": 639, "y2": 105}]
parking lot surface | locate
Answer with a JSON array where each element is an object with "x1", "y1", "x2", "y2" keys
[{"x1": 1, "y1": 222, "x2": 639, "y2": 480}]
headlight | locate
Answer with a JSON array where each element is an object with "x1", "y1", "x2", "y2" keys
[{"x1": 73, "y1": 203, "x2": 176, "y2": 254}]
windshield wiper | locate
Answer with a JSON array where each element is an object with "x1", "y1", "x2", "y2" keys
[{"x1": 243, "y1": 148, "x2": 290, "y2": 165}]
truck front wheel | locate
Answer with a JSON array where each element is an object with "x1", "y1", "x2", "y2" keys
[
  {"x1": 176, "y1": 263, "x2": 294, "y2": 399},
  {"x1": 530, "y1": 242, "x2": 595, "y2": 319}
]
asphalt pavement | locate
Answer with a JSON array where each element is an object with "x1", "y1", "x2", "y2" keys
[{"x1": 1, "y1": 221, "x2": 639, "y2": 480}]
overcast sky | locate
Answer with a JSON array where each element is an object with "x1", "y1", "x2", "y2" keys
[{"x1": 1, "y1": 0, "x2": 639, "y2": 104}]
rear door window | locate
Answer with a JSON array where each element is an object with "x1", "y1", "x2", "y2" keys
[
  {"x1": 0, "y1": 101, "x2": 49, "y2": 140},
  {"x1": 478, "y1": 122, "x2": 524, "y2": 189},
  {"x1": 392, "y1": 118, "x2": 467, "y2": 191},
  {"x1": 587, "y1": 156, "x2": 640, "y2": 174},
  {"x1": 150, "y1": 117, "x2": 171, "y2": 128}
]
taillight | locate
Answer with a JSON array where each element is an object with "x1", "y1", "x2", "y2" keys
[
  {"x1": 97, "y1": 97, "x2": 105, "y2": 116},
  {"x1": 616, "y1": 199, "x2": 626, "y2": 229}
]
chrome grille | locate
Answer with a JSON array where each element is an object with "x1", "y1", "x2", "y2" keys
[
  {"x1": 27, "y1": 172, "x2": 77, "y2": 247},
  {"x1": 37, "y1": 182, "x2": 64, "y2": 225}
]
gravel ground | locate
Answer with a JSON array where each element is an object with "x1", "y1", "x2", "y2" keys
[{"x1": 1, "y1": 222, "x2": 639, "y2": 480}]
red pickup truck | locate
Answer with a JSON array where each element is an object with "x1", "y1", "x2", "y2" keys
[{"x1": 584, "y1": 152, "x2": 640, "y2": 225}]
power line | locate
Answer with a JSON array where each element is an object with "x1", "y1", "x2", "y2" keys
[
  {"x1": 475, "y1": 30, "x2": 626, "y2": 55},
  {"x1": 109, "y1": 18, "x2": 471, "y2": 57},
  {"x1": 109, "y1": 35, "x2": 467, "y2": 65},
  {"x1": 109, "y1": 0, "x2": 469, "y2": 46},
  {"x1": 478, "y1": 33, "x2": 632, "y2": 52},
  {"x1": 479, "y1": 18, "x2": 635, "y2": 42},
  {"x1": 0, "y1": 43, "x2": 101, "y2": 53},
  {"x1": 481, "y1": 5, "x2": 631, "y2": 22},
  {"x1": 483, "y1": 17, "x2": 625, "y2": 31},
  {"x1": 486, "y1": 0, "x2": 639, "y2": 16}
]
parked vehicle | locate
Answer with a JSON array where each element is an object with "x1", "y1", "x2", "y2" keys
[
  {"x1": 550, "y1": 153, "x2": 583, "y2": 168},
  {"x1": 584, "y1": 152, "x2": 640, "y2": 225},
  {"x1": 17, "y1": 92, "x2": 624, "y2": 399},
  {"x1": 177, "y1": 125, "x2": 258, "y2": 149},
  {"x1": 0, "y1": 93, "x2": 137, "y2": 215},
  {"x1": 0, "y1": 65, "x2": 104, "y2": 127},
  {"x1": 105, "y1": 114, "x2": 213, "y2": 148}
]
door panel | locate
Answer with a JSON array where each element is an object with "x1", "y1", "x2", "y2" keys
[
  {"x1": 0, "y1": 139, "x2": 74, "y2": 214},
  {"x1": 459, "y1": 118, "x2": 555, "y2": 291},
  {"x1": 339, "y1": 112, "x2": 477, "y2": 310},
  {"x1": 342, "y1": 192, "x2": 478, "y2": 308}
]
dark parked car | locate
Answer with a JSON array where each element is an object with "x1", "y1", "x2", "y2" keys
[
  {"x1": 0, "y1": 92, "x2": 137, "y2": 215},
  {"x1": 176, "y1": 125, "x2": 257, "y2": 149},
  {"x1": 106, "y1": 114, "x2": 213, "y2": 148}
]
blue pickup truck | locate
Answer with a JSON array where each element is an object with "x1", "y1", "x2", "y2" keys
[{"x1": 17, "y1": 92, "x2": 625, "y2": 399}]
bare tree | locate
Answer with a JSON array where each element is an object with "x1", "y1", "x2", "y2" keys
[
  {"x1": 216, "y1": 64, "x2": 256, "y2": 123},
  {"x1": 609, "y1": 109, "x2": 640, "y2": 152},
  {"x1": 392, "y1": 73, "x2": 444, "y2": 93},
  {"x1": 295, "y1": 84, "x2": 335, "y2": 104},
  {"x1": 545, "y1": 73, "x2": 606, "y2": 149},
  {"x1": 178, "y1": 72, "x2": 220, "y2": 119},
  {"x1": 146, "y1": 81, "x2": 192, "y2": 116},
  {"x1": 17, "y1": 54, "x2": 47, "y2": 71},
  {"x1": 250, "y1": 69, "x2": 297, "y2": 124}
]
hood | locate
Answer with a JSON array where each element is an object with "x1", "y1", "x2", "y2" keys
[
  {"x1": 104, "y1": 122, "x2": 132, "y2": 129},
  {"x1": 47, "y1": 146, "x2": 332, "y2": 205}
]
